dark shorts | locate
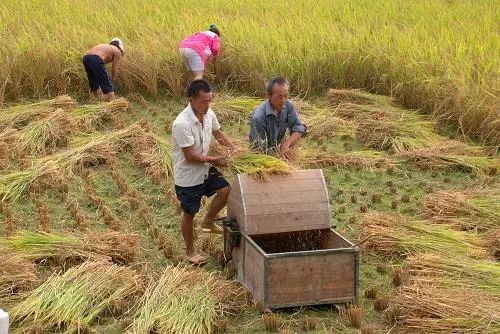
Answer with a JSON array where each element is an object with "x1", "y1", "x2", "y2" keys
[
  {"x1": 175, "y1": 167, "x2": 229, "y2": 215},
  {"x1": 82, "y1": 54, "x2": 114, "y2": 94}
]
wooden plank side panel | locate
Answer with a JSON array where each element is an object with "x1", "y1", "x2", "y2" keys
[
  {"x1": 243, "y1": 237, "x2": 265, "y2": 303},
  {"x1": 245, "y1": 202, "x2": 329, "y2": 216},
  {"x1": 247, "y1": 210, "x2": 331, "y2": 235},
  {"x1": 321, "y1": 229, "x2": 353, "y2": 249},
  {"x1": 241, "y1": 177, "x2": 325, "y2": 195},
  {"x1": 266, "y1": 253, "x2": 356, "y2": 306},
  {"x1": 227, "y1": 176, "x2": 246, "y2": 232},
  {"x1": 243, "y1": 190, "x2": 327, "y2": 206}
]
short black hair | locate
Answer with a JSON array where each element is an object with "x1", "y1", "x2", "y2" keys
[
  {"x1": 187, "y1": 79, "x2": 212, "y2": 98},
  {"x1": 266, "y1": 76, "x2": 289, "y2": 94},
  {"x1": 209, "y1": 24, "x2": 220, "y2": 37}
]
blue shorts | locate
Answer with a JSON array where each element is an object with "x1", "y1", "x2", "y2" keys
[
  {"x1": 82, "y1": 54, "x2": 114, "y2": 94},
  {"x1": 175, "y1": 167, "x2": 229, "y2": 215}
]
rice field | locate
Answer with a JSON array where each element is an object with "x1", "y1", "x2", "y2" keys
[
  {"x1": 0, "y1": 89, "x2": 498, "y2": 333},
  {"x1": 0, "y1": 0, "x2": 499, "y2": 145}
]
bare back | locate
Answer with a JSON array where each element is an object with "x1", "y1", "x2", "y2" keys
[{"x1": 85, "y1": 44, "x2": 121, "y2": 64}]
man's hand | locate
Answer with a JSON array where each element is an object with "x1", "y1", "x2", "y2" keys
[
  {"x1": 280, "y1": 143, "x2": 293, "y2": 160},
  {"x1": 211, "y1": 155, "x2": 227, "y2": 167}
]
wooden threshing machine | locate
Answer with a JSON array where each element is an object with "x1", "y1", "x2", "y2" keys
[{"x1": 223, "y1": 169, "x2": 359, "y2": 309}]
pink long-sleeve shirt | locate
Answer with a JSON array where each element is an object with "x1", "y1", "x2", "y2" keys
[{"x1": 179, "y1": 31, "x2": 220, "y2": 65}]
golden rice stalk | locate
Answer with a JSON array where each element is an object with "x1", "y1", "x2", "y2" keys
[
  {"x1": 403, "y1": 253, "x2": 500, "y2": 296},
  {"x1": 392, "y1": 283, "x2": 500, "y2": 333},
  {"x1": 303, "y1": 111, "x2": 356, "y2": 139},
  {"x1": 328, "y1": 89, "x2": 395, "y2": 107},
  {"x1": 226, "y1": 151, "x2": 294, "y2": 178},
  {"x1": 0, "y1": 247, "x2": 37, "y2": 297},
  {"x1": 0, "y1": 95, "x2": 76, "y2": 130},
  {"x1": 296, "y1": 149, "x2": 395, "y2": 170},
  {"x1": 0, "y1": 230, "x2": 139, "y2": 265},
  {"x1": 485, "y1": 228, "x2": 500, "y2": 260},
  {"x1": 127, "y1": 265, "x2": 246, "y2": 334},
  {"x1": 131, "y1": 131, "x2": 174, "y2": 178},
  {"x1": 359, "y1": 212, "x2": 488, "y2": 259},
  {"x1": 401, "y1": 144, "x2": 499, "y2": 175},
  {"x1": 14, "y1": 108, "x2": 74, "y2": 155},
  {"x1": 211, "y1": 95, "x2": 261, "y2": 122},
  {"x1": 70, "y1": 98, "x2": 130, "y2": 129},
  {"x1": 421, "y1": 190, "x2": 499, "y2": 231},
  {"x1": 10, "y1": 261, "x2": 141, "y2": 332}
]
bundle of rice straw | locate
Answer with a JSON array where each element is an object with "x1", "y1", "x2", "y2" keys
[
  {"x1": 486, "y1": 228, "x2": 500, "y2": 260},
  {"x1": 421, "y1": 190, "x2": 499, "y2": 231},
  {"x1": 1, "y1": 230, "x2": 139, "y2": 265},
  {"x1": 127, "y1": 265, "x2": 246, "y2": 334},
  {"x1": 0, "y1": 95, "x2": 75, "y2": 130},
  {"x1": 328, "y1": 89, "x2": 395, "y2": 107},
  {"x1": 226, "y1": 151, "x2": 294, "y2": 178},
  {"x1": 303, "y1": 111, "x2": 356, "y2": 140},
  {"x1": 10, "y1": 261, "x2": 141, "y2": 332},
  {"x1": 11, "y1": 108, "x2": 74, "y2": 155},
  {"x1": 0, "y1": 247, "x2": 37, "y2": 297},
  {"x1": 70, "y1": 98, "x2": 130, "y2": 129},
  {"x1": 402, "y1": 145, "x2": 499, "y2": 175},
  {"x1": 392, "y1": 283, "x2": 500, "y2": 333},
  {"x1": 211, "y1": 95, "x2": 261, "y2": 122},
  {"x1": 296, "y1": 149, "x2": 395, "y2": 170},
  {"x1": 359, "y1": 212, "x2": 488, "y2": 259},
  {"x1": 130, "y1": 130, "x2": 174, "y2": 178},
  {"x1": 403, "y1": 253, "x2": 500, "y2": 296}
]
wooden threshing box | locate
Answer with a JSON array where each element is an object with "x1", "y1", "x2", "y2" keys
[{"x1": 226, "y1": 169, "x2": 359, "y2": 309}]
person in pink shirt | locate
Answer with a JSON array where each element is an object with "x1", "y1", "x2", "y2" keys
[{"x1": 179, "y1": 24, "x2": 221, "y2": 80}]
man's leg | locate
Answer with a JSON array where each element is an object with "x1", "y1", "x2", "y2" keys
[
  {"x1": 192, "y1": 71, "x2": 204, "y2": 80},
  {"x1": 181, "y1": 212, "x2": 196, "y2": 256},
  {"x1": 202, "y1": 185, "x2": 230, "y2": 229},
  {"x1": 103, "y1": 91, "x2": 116, "y2": 101},
  {"x1": 91, "y1": 88, "x2": 104, "y2": 100}
]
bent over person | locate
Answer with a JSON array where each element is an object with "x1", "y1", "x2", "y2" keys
[
  {"x1": 249, "y1": 76, "x2": 306, "y2": 159},
  {"x1": 172, "y1": 79, "x2": 236, "y2": 265},
  {"x1": 82, "y1": 38, "x2": 124, "y2": 101}
]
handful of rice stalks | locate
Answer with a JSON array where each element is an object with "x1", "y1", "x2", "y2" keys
[
  {"x1": 359, "y1": 212, "x2": 488, "y2": 259},
  {"x1": 226, "y1": 151, "x2": 294, "y2": 178},
  {"x1": 10, "y1": 261, "x2": 141, "y2": 332},
  {"x1": 0, "y1": 247, "x2": 37, "y2": 297},
  {"x1": 0, "y1": 95, "x2": 75, "y2": 130},
  {"x1": 421, "y1": 190, "x2": 499, "y2": 231},
  {"x1": 1, "y1": 230, "x2": 139, "y2": 265},
  {"x1": 127, "y1": 265, "x2": 246, "y2": 334}
]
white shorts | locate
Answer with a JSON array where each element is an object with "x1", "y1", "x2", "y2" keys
[{"x1": 179, "y1": 48, "x2": 204, "y2": 72}]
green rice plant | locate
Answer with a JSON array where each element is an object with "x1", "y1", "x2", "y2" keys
[
  {"x1": 227, "y1": 152, "x2": 293, "y2": 178},
  {"x1": 0, "y1": 247, "x2": 37, "y2": 297},
  {"x1": 10, "y1": 261, "x2": 141, "y2": 333},
  {"x1": 1, "y1": 230, "x2": 139, "y2": 265},
  {"x1": 211, "y1": 95, "x2": 262, "y2": 123},
  {"x1": 359, "y1": 212, "x2": 488, "y2": 260},
  {"x1": 403, "y1": 253, "x2": 500, "y2": 296},
  {"x1": 0, "y1": 95, "x2": 76, "y2": 130},
  {"x1": 70, "y1": 97, "x2": 130, "y2": 129},
  {"x1": 128, "y1": 265, "x2": 246, "y2": 334},
  {"x1": 421, "y1": 190, "x2": 499, "y2": 231},
  {"x1": 392, "y1": 283, "x2": 500, "y2": 333}
]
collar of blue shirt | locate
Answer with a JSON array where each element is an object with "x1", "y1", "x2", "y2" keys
[{"x1": 264, "y1": 99, "x2": 286, "y2": 117}]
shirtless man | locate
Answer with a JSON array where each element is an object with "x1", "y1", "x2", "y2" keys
[{"x1": 82, "y1": 38, "x2": 124, "y2": 101}]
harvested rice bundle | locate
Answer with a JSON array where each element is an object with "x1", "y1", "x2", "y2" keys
[
  {"x1": 10, "y1": 261, "x2": 141, "y2": 332},
  {"x1": 392, "y1": 283, "x2": 500, "y2": 333},
  {"x1": 486, "y1": 228, "x2": 500, "y2": 260},
  {"x1": 403, "y1": 253, "x2": 500, "y2": 296},
  {"x1": 421, "y1": 190, "x2": 499, "y2": 231},
  {"x1": 226, "y1": 151, "x2": 293, "y2": 178},
  {"x1": 303, "y1": 111, "x2": 356, "y2": 139},
  {"x1": 128, "y1": 265, "x2": 246, "y2": 334},
  {"x1": 328, "y1": 89, "x2": 395, "y2": 107},
  {"x1": 13, "y1": 108, "x2": 74, "y2": 155},
  {"x1": 1, "y1": 230, "x2": 139, "y2": 265},
  {"x1": 70, "y1": 98, "x2": 130, "y2": 129},
  {"x1": 356, "y1": 116, "x2": 445, "y2": 153},
  {"x1": 0, "y1": 95, "x2": 76, "y2": 130},
  {"x1": 296, "y1": 149, "x2": 395, "y2": 170},
  {"x1": 211, "y1": 95, "x2": 261, "y2": 122},
  {"x1": 131, "y1": 131, "x2": 174, "y2": 178},
  {"x1": 0, "y1": 247, "x2": 37, "y2": 297},
  {"x1": 401, "y1": 145, "x2": 499, "y2": 175},
  {"x1": 359, "y1": 212, "x2": 488, "y2": 259}
]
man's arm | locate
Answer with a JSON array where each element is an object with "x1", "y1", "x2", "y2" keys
[
  {"x1": 181, "y1": 146, "x2": 226, "y2": 166},
  {"x1": 111, "y1": 50, "x2": 122, "y2": 81},
  {"x1": 213, "y1": 129, "x2": 236, "y2": 151},
  {"x1": 280, "y1": 102, "x2": 306, "y2": 159}
]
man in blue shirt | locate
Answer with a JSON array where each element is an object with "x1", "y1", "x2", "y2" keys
[{"x1": 249, "y1": 77, "x2": 306, "y2": 159}]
